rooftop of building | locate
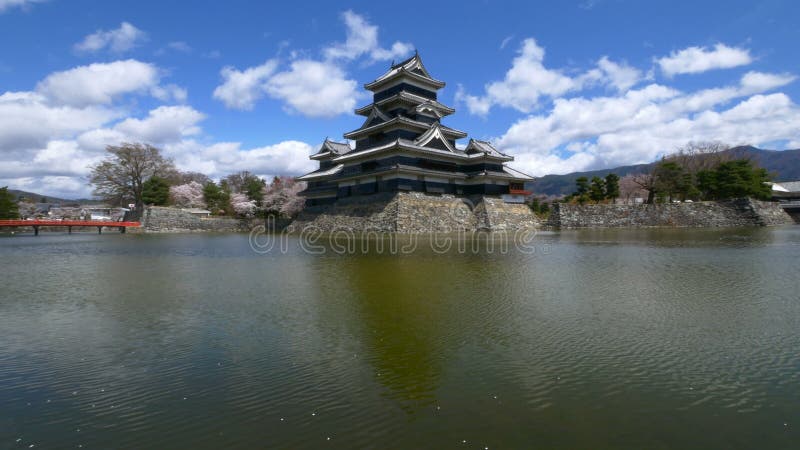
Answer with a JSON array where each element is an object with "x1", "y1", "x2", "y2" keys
[{"x1": 364, "y1": 53, "x2": 445, "y2": 91}]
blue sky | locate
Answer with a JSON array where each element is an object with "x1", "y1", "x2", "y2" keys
[{"x1": 1, "y1": 0, "x2": 799, "y2": 197}]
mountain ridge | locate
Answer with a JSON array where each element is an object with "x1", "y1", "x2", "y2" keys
[{"x1": 526, "y1": 146, "x2": 800, "y2": 197}]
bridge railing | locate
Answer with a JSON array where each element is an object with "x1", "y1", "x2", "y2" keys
[{"x1": 0, "y1": 220, "x2": 141, "y2": 227}]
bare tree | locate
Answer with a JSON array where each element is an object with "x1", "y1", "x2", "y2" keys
[
  {"x1": 619, "y1": 174, "x2": 647, "y2": 204},
  {"x1": 631, "y1": 172, "x2": 657, "y2": 204},
  {"x1": 669, "y1": 141, "x2": 732, "y2": 174},
  {"x1": 89, "y1": 143, "x2": 175, "y2": 210},
  {"x1": 177, "y1": 171, "x2": 212, "y2": 185}
]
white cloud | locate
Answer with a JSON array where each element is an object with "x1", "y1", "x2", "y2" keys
[
  {"x1": 36, "y1": 59, "x2": 161, "y2": 107},
  {"x1": 484, "y1": 38, "x2": 579, "y2": 113},
  {"x1": 596, "y1": 56, "x2": 642, "y2": 92},
  {"x1": 454, "y1": 85, "x2": 492, "y2": 117},
  {"x1": 213, "y1": 10, "x2": 401, "y2": 116},
  {"x1": 0, "y1": 0, "x2": 45, "y2": 13},
  {"x1": 212, "y1": 60, "x2": 278, "y2": 110},
  {"x1": 739, "y1": 71, "x2": 796, "y2": 93},
  {"x1": 167, "y1": 41, "x2": 192, "y2": 53},
  {"x1": 265, "y1": 60, "x2": 360, "y2": 118},
  {"x1": 167, "y1": 140, "x2": 316, "y2": 179},
  {"x1": 150, "y1": 83, "x2": 188, "y2": 103},
  {"x1": 495, "y1": 71, "x2": 800, "y2": 176},
  {"x1": 31, "y1": 140, "x2": 101, "y2": 176},
  {"x1": 1, "y1": 61, "x2": 306, "y2": 198},
  {"x1": 2, "y1": 176, "x2": 93, "y2": 200},
  {"x1": 0, "y1": 97, "x2": 316, "y2": 197},
  {"x1": 0, "y1": 91, "x2": 118, "y2": 151},
  {"x1": 455, "y1": 38, "x2": 797, "y2": 177},
  {"x1": 656, "y1": 43, "x2": 752, "y2": 77},
  {"x1": 74, "y1": 22, "x2": 147, "y2": 54},
  {"x1": 323, "y1": 10, "x2": 412, "y2": 62},
  {"x1": 458, "y1": 39, "x2": 643, "y2": 116},
  {"x1": 113, "y1": 106, "x2": 204, "y2": 143},
  {"x1": 213, "y1": 59, "x2": 361, "y2": 117}
]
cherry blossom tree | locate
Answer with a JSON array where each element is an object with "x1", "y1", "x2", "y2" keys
[
  {"x1": 170, "y1": 181, "x2": 206, "y2": 208},
  {"x1": 230, "y1": 192, "x2": 256, "y2": 217},
  {"x1": 262, "y1": 176, "x2": 306, "y2": 218}
]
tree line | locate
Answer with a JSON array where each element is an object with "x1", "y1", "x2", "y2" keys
[
  {"x1": 564, "y1": 173, "x2": 621, "y2": 205},
  {"x1": 88, "y1": 143, "x2": 305, "y2": 218},
  {"x1": 566, "y1": 142, "x2": 772, "y2": 204}
]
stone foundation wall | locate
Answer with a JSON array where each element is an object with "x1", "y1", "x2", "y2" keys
[
  {"x1": 749, "y1": 199, "x2": 798, "y2": 225},
  {"x1": 289, "y1": 192, "x2": 539, "y2": 233},
  {"x1": 137, "y1": 206, "x2": 260, "y2": 233},
  {"x1": 481, "y1": 197, "x2": 540, "y2": 230},
  {"x1": 547, "y1": 198, "x2": 794, "y2": 228}
]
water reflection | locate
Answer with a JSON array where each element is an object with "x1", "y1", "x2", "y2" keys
[
  {"x1": 1, "y1": 228, "x2": 799, "y2": 448},
  {"x1": 307, "y1": 237, "x2": 527, "y2": 414}
]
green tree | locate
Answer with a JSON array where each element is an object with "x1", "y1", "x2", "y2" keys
[
  {"x1": 203, "y1": 181, "x2": 232, "y2": 215},
  {"x1": 529, "y1": 197, "x2": 541, "y2": 213},
  {"x1": 540, "y1": 202, "x2": 550, "y2": 215},
  {"x1": 223, "y1": 171, "x2": 265, "y2": 203},
  {"x1": 696, "y1": 170, "x2": 718, "y2": 200},
  {"x1": 244, "y1": 176, "x2": 266, "y2": 206},
  {"x1": 681, "y1": 173, "x2": 701, "y2": 200},
  {"x1": 589, "y1": 176, "x2": 606, "y2": 203},
  {"x1": 574, "y1": 176, "x2": 590, "y2": 204},
  {"x1": 141, "y1": 176, "x2": 171, "y2": 205},
  {"x1": 89, "y1": 143, "x2": 176, "y2": 210},
  {"x1": 0, "y1": 186, "x2": 20, "y2": 219},
  {"x1": 575, "y1": 177, "x2": 589, "y2": 195},
  {"x1": 653, "y1": 160, "x2": 685, "y2": 201},
  {"x1": 604, "y1": 173, "x2": 620, "y2": 202},
  {"x1": 696, "y1": 159, "x2": 771, "y2": 200}
]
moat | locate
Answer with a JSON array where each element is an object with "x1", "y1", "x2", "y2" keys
[{"x1": 1, "y1": 228, "x2": 799, "y2": 448}]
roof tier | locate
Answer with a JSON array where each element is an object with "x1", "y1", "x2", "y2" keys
[
  {"x1": 343, "y1": 116, "x2": 467, "y2": 141},
  {"x1": 309, "y1": 138, "x2": 353, "y2": 160},
  {"x1": 364, "y1": 53, "x2": 445, "y2": 92},
  {"x1": 355, "y1": 91, "x2": 455, "y2": 117},
  {"x1": 331, "y1": 138, "x2": 515, "y2": 164}
]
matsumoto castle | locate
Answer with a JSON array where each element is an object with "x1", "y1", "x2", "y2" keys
[{"x1": 298, "y1": 53, "x2": 533, "y2": 206}]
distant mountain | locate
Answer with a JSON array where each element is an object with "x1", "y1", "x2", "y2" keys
[
  {"x1": 527, "y1": 146, "x2": 800, "y2": 197},
  {"x1": 5, "y1": 189, "x2": 101, "y2": 205}
]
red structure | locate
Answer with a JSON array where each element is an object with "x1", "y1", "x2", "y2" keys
[{"x1": 0, "y1": 220, "x2": 141, "y2": 235}]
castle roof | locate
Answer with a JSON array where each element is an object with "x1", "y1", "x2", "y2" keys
[
  {"x1": 330, "y1": 138, "x2": 515, "y2": 164},
  {"x1": 465, "y1": 139, "x2": 511, "y2": 159},
  {"x1": 354, "y1": 91, "x2": 455, "y2": 116},
  {"x1": 343, "y1": 116, "x2": 467, "y2": 141},
  {"x1": 309, "y1": 138, "x2": 353, "y2": 160},
  {"x1": 364, "y1": 53, "x2": 445, "y2": 91}
]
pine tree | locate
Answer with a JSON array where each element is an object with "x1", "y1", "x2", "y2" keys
[
  {"x1": 604, "y1": 173, "x2": 620, "y2": 202},
  {"x1": 589, "y1": 177, "x2": 606, "y2": 203},
  {"x1": 141, "y1": 177, "x2": 171, "y2": 206},
  {"x1": 0, "y1": 186, "x2": 20, "y2": 219}
]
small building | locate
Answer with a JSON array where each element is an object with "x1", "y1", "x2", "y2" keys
[
  {"x1": 182, "y1": 208, "x2": 211, "y2": 217},
  {"x1": 85, "y1": 207, "x2": 129, "y2": 221},
  {"x1": 298, "y1": 53, "x2": 533, "y2": 206},
  {"x1": 34, "y1": 203, "x2": 53, "y2": 216},
  {"x1": 771, "y1": 181, "x2": 800, "y2": 202}
]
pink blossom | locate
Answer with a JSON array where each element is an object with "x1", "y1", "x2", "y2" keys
[{"x1": 170, "y1": 182, "x2": 206, "y2": 208}]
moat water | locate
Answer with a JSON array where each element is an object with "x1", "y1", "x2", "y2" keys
[{"x1": 1, "y1": 227, "x2": 799, "y2": 448}]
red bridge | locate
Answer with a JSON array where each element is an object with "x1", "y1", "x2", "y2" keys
[{"x1": 0, "y1": 220, "x2": 141, "y2": 235}]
